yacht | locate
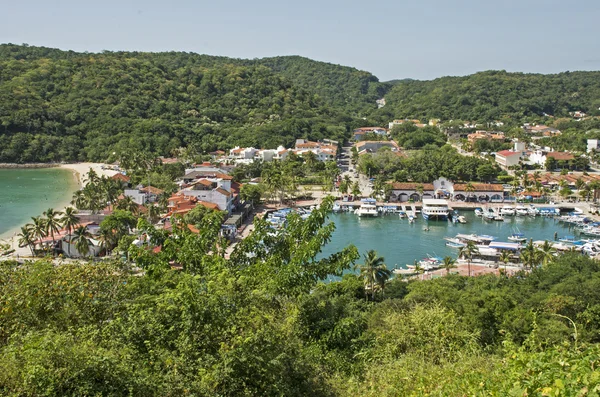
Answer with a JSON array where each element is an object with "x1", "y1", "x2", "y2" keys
[
  {"x1": 508, "y1": 232, "x2": 527, "y2": 243},
  {"x1": 483, "y1": 207, "x2": 495, "y2": 221},
  {"x1": 421, "y1": 199, "x2": 450, "y2": 221},
  {"x1": 355, "y1": 198, "x2": 378, "y2": 217},
  {"x1": 474, "y1": 208, "x2": 483, "y2": 217},
  {"x1": 527, "y1": 205, "x2": 539, "y2": 216},
  {"x1": 515, "y1": 205, "x2": 529, "y2": 216},
  {"x1": 501, "y1": 206, "x2": 515, "y2": 216}
]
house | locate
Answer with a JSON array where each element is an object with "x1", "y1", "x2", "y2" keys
[
  {"x1": 165, "y1": 193, "x2": 220, "y2": 218},
  {"x1": 353, "y1": 127, "x2": 388, "y2": 141},
  {"x1": 523, "y1": 125, "x2": 561, "y2": 135},
  {"x1": 111, "y1": 173, "x2": 131, "y2": 187},
  {"x1": 571, "y1": 111, "x2": 587, "y2": 119},
  {"x1": 355, "y1": 140, "x2": 400, "y2": 154},
  {"x1": 588, "y1": 139, "x2": 599, "y2": 153},
  {"x1": 229, "y1": 147, "x2": 259, "y2": 160},
  {"x1": 179, "y1": 172, "x2": 235, "y2": 214},
  {"x1": 388, "y1": 119, "x2": 423, "y2": 129},
  {"x1": 467, "y1": 131, "x2": 505, "y2": 143},
  {"x1": 528, "y1": 150, "x2": 575, "y2": 167},
  {"x1": 495, "y1": 150, "x2": 522, "y2": 169},
  {"x1": 294, "y1": 139, "x2": 338, "y2": 161},
  {"x1": 123, "y1": 185, "x2": 164, "y2": 205}
]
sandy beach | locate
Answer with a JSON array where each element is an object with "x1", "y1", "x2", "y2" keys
[
  {"x1": 0, "y1": 163, "x2": 118, "y2": 256},
  {"x1": 59, "y1": 162, "x2": 119, "y2": 188}
]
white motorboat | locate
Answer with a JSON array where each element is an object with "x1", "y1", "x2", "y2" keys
[
  {"x1": 508, "y1": 233, "x2": 527, "y2": 243},
  {"x1": 474, "y1": 208, "x2": 483, "y2": 217},
  {"x1": 332, "y1": 202, "x2": 341, "y2": 212},
  {"x1": 457, "y1": 215, "x2": 467, "y2": 224},
  {"x1": 515, "y1": 205, "x2": 529, "y2": 216},
  {"x1": 501, "y1": 206, "x2": 515, "y2": 216},
  {"x1": 355, "y1": 198, "x2": 378, "y2": 217}
]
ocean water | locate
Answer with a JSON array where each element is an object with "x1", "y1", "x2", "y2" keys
[
  {"x1": 320, "y1": 211, "x2": 577, "y2": 270},
  {"x1": 0, "y1": 168, "x2": 79, "y2": 239}
]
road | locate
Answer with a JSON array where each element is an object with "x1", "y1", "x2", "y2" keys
[{"x1": 339, "y1": 146, "x2": 372, "y2": 197}]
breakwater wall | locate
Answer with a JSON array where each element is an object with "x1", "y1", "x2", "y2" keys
[{"x1": 0, "y1": 163, "x2": 60, "y2": 169}]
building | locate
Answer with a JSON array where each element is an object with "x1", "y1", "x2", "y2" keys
[
  {"x1": 355, "y1": 140, "x2": 400, "y2": 155},
  {"x1": 353, "y1": 127, "x2": 388, "y2": 141},
  {"x1": 528, "y1": 150, "x2": 575, "y2": 167},
  {"x1": 495, "y1": 150, "x2": 522, "y2": 169},
  {"x1": 388, "y1": 119, "x2": 423, "y2": 129},
  {"x1": 294, "y1": 139, "x2": 338, "y2": 161},
  {"x1": 588, "y1": 139, "x2": 599, "y2": 153},
  {"x1": 467, "y1": 131, "x2": 505, "y2": 143},
  {"x1": 165, "y1": 193, "x2": 220, "y2": 218},
  {"x1": 123, "y1": 185, "x2": 164, "y2": 205},
  {"x1": 388, "y1": 178, "x2": 506, "y2": 203},
  {"x1": 523, "y1": 124, "x2": 561, "y2": 136}
]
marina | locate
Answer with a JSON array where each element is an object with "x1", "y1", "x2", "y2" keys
[{"x1": 320, "y1": 208, "x2": 588, "y2": 273}]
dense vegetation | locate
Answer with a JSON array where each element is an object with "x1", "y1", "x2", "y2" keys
[
  {"x1": 0, "y1": 44, "x2": 386, "y2": 163},
  {"x1": 376, "y1": 70, "x2": 600, "y2": 123},
  {"x1": 2, "y1": 199, "x2": 600, "y2": 395}
]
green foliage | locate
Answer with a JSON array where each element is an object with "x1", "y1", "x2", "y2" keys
[{"x1": 377, "y1": 70, "x2": 600, "y2": 123}]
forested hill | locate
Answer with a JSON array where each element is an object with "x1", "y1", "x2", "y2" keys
[
  {"x1": 0, "y1": 44, "x2": 384, "y2": 163},
  {"x1": 375, "y1": 70, "x2": 600, "y2": 123}
]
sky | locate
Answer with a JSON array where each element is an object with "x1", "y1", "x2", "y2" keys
[{"x1": 2, "y1": 0, "x2": 600, "y2": 81}]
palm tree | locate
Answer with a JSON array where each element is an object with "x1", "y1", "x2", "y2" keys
[
  {"x1": 351, "y1": 181, "x2": 361, "y2": 199},
  {"x1": 71, "y1": 190, "x2": 88, "y2": 209},
  {"x1": 146, "y1": 204, "x2": 161, "y2": 224},
  {"x1": 72, "y1": 225, "x2": 92, "y2": 258},
  {"x1": 116, "y1": 196, "x2": 139, "y2": 214},
  {"x1": 415, "y1": 184, "x2": 424, "y2": 202},
  {"x1": 499, "y1": 251, "x2": 511, "y2": 274},
  {"x1": 458, "y1": 241, "x2": 479, "y2": 277},
  {"x1": 60, "y1": 207, "x2": 80, "y2": 257},
  {"x1": 442, "y1": 256, "x2": 457, "y2": 275},
  {"x1": 520, "y1": 239, "x2": 540, "y2": 270},
  {"x1": 30, "y1": 216, "x2": 47, "y2": 253},
  {"x1": 17, "y1": 226, "x2": 35, "y2": 256},
  {"x1": 413, "y1": 260, "x2": 425, "y2": 280},
  {"x1": 43, "y1": 208, "x2": 63, "y2": 252},
  {"x1": 464, "y1": 182, "x2": 475, "y2": 202},
  {"x1": 359, "y1": 250, "x2": 392, "y2": 300},
  {"x1": 538, "y1": 240, "x2": 557, "y2": 266}
]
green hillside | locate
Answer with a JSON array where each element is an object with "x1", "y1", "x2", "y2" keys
[
  {"x1": 376, "y1": 70, "x2": 600, "y2": 123},
  {"x1": 0, "y1": 44, "x2": 386, "y2": 163}
]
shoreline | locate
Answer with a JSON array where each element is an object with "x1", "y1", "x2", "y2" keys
[{"x1": 0, "y1": 163, "x2": 118, "y2": 245}]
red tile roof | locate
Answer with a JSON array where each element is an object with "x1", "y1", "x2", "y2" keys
[
  {"x1": 547, "y1": 152, "x2": 575, "y2": 161},
  {"x1": 390, "y1": 182, "x2": 435, "y2": 190},
  {"x1": 453, "y1": 183, "x2": 504, "y2": 192},
  {"x1": 496, "y1": 150, "x2": 521, "y2": 157},
  {"x1": 215, "y1": 187, "x2": 231, "y2": 197},
  {"x1": 140, "y1": 186, "x2": 164, "y2": 195},
  {"x1": 111, "y1": 173, "x2": 130, "y2": 182}
]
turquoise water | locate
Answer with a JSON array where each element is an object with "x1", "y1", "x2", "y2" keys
[
  {"x1": 0, "y1": 168, "x2": 79, "y2": 238},
  {"x1": 321, "y1": 211, "x2": 576, "y2": 269}
]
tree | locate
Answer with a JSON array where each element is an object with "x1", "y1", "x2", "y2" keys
[
  {"x1": 17, "y1": 226, "x2": 35, "y2": 256},
  {"x1": 499, "y1": 251, "x2": 511, "y2": 274},
  {"x1": 60, "y1": 207, "x2": 80, "y2": 257},
  {"x1": 476, "y1": 163, "x2": 497, "y2": 182},
  {"x1": 72, "y1": 225, "x2": 92, "y2": 258},
  {"x1": 359, "y1": 250, "x2": 391, "y2": 300},
  {"x1": 458, "y1": 241, "x2": 479, "y2": 277},
  {"x1": 465, "y1": 182, "x2": 475, "y2": 202},
  {"x1": 240, "y1": 184, "x2": 263, "y2": 204},
  {"x1": 442, "y1": 256, "x2": 457, "y2": 275},
  {"x1": 43, "y1": 208, "x2": 63, "y2": 251},
  {"x1": 545, "y1": 156, "x2": 558, "y2": 171},
  {"x1": 351, "y1": 181, "x2": 361, "y2": 198},
  {"x1": 538, "y1": 240, "x2": 557, "y2": 266},
  {"x1": 29, "y1": 216, "x2": 47, "y2": 253},
  {"x1": 520, "y1": 239, "x2": 541, "y2": 270},
  {"x1": 116, "y1": 196, "x2": 139, "y2": 214}
]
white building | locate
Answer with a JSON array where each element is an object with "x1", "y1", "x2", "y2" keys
[
  {"x1": 495, "y1": 150, "x2": 522, "y2": 169},
  {"x1": 588, "y1": 139, "x2": 599, "y2": 153},
  {"x1": 124, "y1": 185, "x2": 164, "y2": 205}
]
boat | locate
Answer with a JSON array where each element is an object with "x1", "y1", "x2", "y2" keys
[
  {"x1": 408, "y1": 215, "x2": 415, "y2": 223},
  {"x1": 527, "y1": 205, "x2": 539, "y2": 216},
  {"x1": 457, "y1": 215, "x2": 467, "y2": 224},
  {"x1": 474, "y1": 208, "x2": 483, "y2": 217},
  {"x1": 355, "y1": 198, "x2": 378, "y2": 217},
  {"x1": 493, "y1": 213, "x2": 504, "y2": 221},
  {"x1": 398, "y1": 211, "x2": 406, "y2": 219},
  {"x1": 446, "y1": 233, "x2": 496, "y2": 246},
  {"x1": 483, "y1": 207, "x2": 495, "y2": 221},
  {"x1": 501, "y1": 206, "x2": 515, "y2": 216},
  {"x1": 515, "y1": 205, "x2": 529, "y2": 216},
  {"x1": 332, "y1": 202, "x2": 341, "y2": 212},
  {"x1": 418, "y1": 256, "x2": 443, "y2": 270},
  {"x1": 508, "y1": 233, "x2": 527, "y2": 243},
  {"x1": 421, "y1": 199, "x2": 450, "y2": 221}
]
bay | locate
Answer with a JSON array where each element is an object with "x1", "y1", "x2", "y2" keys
[
  {"x1": 0, "y1": 168, "x2": 79, "y2": 239},
  {"x1": 321, "y1": 211, "x2": 577, "y2": 271}
]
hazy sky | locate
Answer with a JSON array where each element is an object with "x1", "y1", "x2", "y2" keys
[{"x1": 3, "y1": 0, "x2": 600, "y2": 81}]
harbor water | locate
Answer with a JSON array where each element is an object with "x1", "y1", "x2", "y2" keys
[
  {"x1": 320, "y1": 211, "x2": 577, "y2": 271},
  {"x1": 0, "y1": 168, "x2": 79, "y2": 239}
]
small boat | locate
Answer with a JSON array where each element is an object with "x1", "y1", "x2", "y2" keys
[
  {"x1": 332, "y1": 203, "x2": 341, "y2": 212},
  {"x1": 474, "y1": 208, "x2": 483, "y2": 217},
  {"x1": 483, "y1": 208, "x2": 495, "y2": 221},
  {"x1": 527, "y1": 206, "x2": 539, "y2": 216},
  {"x1": 494, "y1": 214, "x2": 504, "y2": 221},
  {"x1": 508, "y1": 233, "x2": 527, "y2": 243},
  {"x1": 457, "y1": 215, "x2": 467, "y2": 224},
  {"x1": 398, "y1": 211, "x2": 406, "y2": 219},
  {"x1": 408, "y1": 215, "x2": 415, "y2": 224},
  {"x1": 515, "y1": 205, "x2": 529, "y2": 216},
  {"x1": 501, "y1": 206, "x2": 515, "y2": 216}
]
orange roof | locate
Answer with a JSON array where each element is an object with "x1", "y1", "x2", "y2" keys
[
  {"x1": 231, "y1": 148, "x2": 244, "y2": 154},
  {"x1": 215, "y1": 187, "x2": 231, "y2": 197},
  {"x1": 454, "y1": 183, "x2": 504, "y2": 192},
  {"x1": 390, "y1": 182, "x2": 434, "y2": 190},
  {"x1": 196, "y1": 201, "x2": 220, "y2": 210},
  {"x1": 215, "y1": 173, "x2": 233, "y2": 180},
  {"x1": 140, "y1": 186, "x2": 164, "y2": 195},
  {"x1": 195, "y1": 179, "x2": 213, "y2": 187},
  {"x1": 497, "y1": 150, "x2": 520, "y2": 157},
  {"x1": 546, "y1": 152, "x2": 574, "y2": 161},
  {"x1": 111, "y1": 173, "x2": 130, "y2": 182}
]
